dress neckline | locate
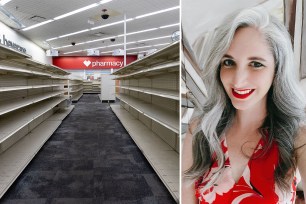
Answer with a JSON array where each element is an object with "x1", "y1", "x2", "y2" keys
[{"x1": 222, "y1": 135, "x2": 263, "y2": 184}]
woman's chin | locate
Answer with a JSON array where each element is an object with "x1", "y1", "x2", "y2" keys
[{"x1": 231, "y1": 101, "x2": 251, "y2": 111}]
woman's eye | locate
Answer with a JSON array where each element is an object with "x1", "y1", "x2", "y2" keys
[
  {"x1": 222, "y1": 59, "x2": 234, "y2": 67},
  {"x1": 250, "y1": 61, "x2": 264, "y2": 68}
]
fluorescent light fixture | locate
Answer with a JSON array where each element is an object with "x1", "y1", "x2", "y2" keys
[
  {"x1": 54, "y1": 3, "x2": 99, "y2": 20},
  {"x1": 127, "y1": 28, "x2": 158, "y2": 35},
  {"x1": 127, "y1": 45, "x2": 153, "y2": 50},
  {"x1": 22, "y1": 19, "x2": 54, "y2": 31},
  {"x1": 137, "y1": 35, "x2": 171, "y2": 42},
  {"x1": 117, "y1": 28, "x2": 158, "y2": 37},
  {"x1": 51, "y1": 19, "x2": 133, "y2": 40},
  {"x1": 90, "y1": 46, "x2": 107, "y2": 50},
  {"x1": 99, "y1": 0, "x2": 113, "y2": 4},
  {"x1": 53, "y1": 45, "x2": 73, "y2": 49},
  {"x1": 125, "y1": 43, "x2": 169, "y2": 51},
  {"x1": 59, "y1": 29, "x2": 89, "y2": 38},
  {"x1": 107, "y1": 43, "x2": 124, "y2": 48},
  {"x1": 63, "y1": 50, "x2": 85, "y2": 54},
  {"x1": 127, "y1": 46, "x2": 169, "y2": 54},
  {"x1": 46, "y1": 37, "x2": 58, "y2": 42},
  {"x1": 23, "y1": 1, "x2": 113, "y2": 31},
  {"x1": 93, "y1": 41, "x2": 136, "y2": 49},
  {"x1": 159, "y1": 23, "x2": 180, "y2": 29},
  {"x1": 91, "y1": 43, "x2": 167, "y2": 54},
  {"x1": 135, "y1": 6, "x2": 179, "y2": 19},
  {"x1": 42, "y1": 4, "x2": 177, "y2": 40},
  {"x1": 85, "y1": 36, "x2": 115, "y2": 44},
  {"x1": 54, "y1": 26, "x2": 166, "y2": 48},
  {"x1": 91, "y1": 19, "x2": 133, "y2": 30},
  {"x1": 0, "y1": 0, "x2": 12, "y2": 5},
  {"x1": 127, "y1": 51, "x2": 146, "y2": 54},
  {"x1": 154, "y1": 43, "x2": 170, "y2": 46},
  {"x1": 49, "y1": 22, "x2": 178, "y2": 51}
]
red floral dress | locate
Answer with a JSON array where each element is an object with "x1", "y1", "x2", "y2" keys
[{"x1": 195, "y1": 137, "x2": 299, "y2": 204}]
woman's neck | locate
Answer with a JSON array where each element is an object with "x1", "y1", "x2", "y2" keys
[{"x1": 234, "y1": 99, "x2": 267, "y2": 133}]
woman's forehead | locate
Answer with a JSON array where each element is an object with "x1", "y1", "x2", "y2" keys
[{"x1": 224, "y1": 27, "x2": 274, "y2": 63}]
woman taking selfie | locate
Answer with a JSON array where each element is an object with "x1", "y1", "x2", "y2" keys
[{"x1": 182, "y1": 7, "x2": 306, "y2": 204}]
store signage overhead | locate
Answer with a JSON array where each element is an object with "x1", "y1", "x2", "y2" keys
[
  {"x1": 90, "y1": 60, "x2": 124, "y2": 68},
  {"x1": 0, "y1": 34, "x2": 27, "y2": 53},
  {"x1": 53, "y1": 56, "x2": 137, "y2": 69}
]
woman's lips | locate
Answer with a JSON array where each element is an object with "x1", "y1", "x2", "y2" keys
[{"x1": 232, "y1": 88, "x2": 255, "y2": 99}]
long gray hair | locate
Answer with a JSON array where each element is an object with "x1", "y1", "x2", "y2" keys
[{"x1": 185, "y1": 7, "x2": 306, "y2": 191}]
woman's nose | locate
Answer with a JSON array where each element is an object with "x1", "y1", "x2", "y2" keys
[{"x1": 232, "y1": 67, "x2": 249, "y2": 87}]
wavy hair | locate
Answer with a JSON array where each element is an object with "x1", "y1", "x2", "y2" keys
[{"x1": 185, "y1": 7, "x2": 306, "y2": 191}]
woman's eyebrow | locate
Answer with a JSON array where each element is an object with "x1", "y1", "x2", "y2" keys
[
  {"x1": 222, "y1": 54, "x2": 233, "y2": 59},
  {"x1": 222, "y1": 54, "x2": 267, "y2": 62},
  {"x1": 248, "y1": 57, "x2": 267, "y2": 62}
]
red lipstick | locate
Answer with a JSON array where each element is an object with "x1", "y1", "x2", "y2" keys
[{"x1": 232, "y1": 88, "x2": 254, "y2": 99}]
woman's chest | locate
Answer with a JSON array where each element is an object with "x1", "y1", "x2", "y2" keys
[
  {"x1": 225, "y1": 133, "x2": 262, "y2": 183},
  {"x1": 195, "y1": 139, "x2": 298, "y2": 204}
]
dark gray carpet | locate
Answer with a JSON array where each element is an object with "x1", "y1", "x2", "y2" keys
[{"x1": 1, "y1": 94, "x2": 176, "y2": 204}]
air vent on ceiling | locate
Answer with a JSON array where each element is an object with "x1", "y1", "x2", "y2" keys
[{"x1": 29, "y1": 15, "x2": 46, "y2": 22}]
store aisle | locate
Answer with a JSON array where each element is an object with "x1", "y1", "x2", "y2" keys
[{"x1": 1, "y1": 94, "x2": 176, "y2": 204}]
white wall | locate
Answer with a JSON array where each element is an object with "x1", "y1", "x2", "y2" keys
[{"x1": 0, "y1": 21, "x2": 51, "y2": 64}]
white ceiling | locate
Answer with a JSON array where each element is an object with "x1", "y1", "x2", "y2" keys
[{"x1": 0, "y1": 0, "x2": 180, "y2": 56}]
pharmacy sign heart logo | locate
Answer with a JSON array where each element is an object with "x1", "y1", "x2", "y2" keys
[{"x1": 83, "y1": 60, "x2": 91, "y2": 67}]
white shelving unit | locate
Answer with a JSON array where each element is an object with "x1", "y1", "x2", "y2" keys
[
  {"x1": 65, "y1": 77, "x2": 83, "y2": 102},
  {"x1": 116, "y1": 94, "x2": 179, "y2": 133},
  {"x1": 83, "y1": 80, "x2": 92, "y2": 93},
  {"x1": 117, "y1": 86, "x2": 179, "y2": 100},
  {"x1": 83, "y1": 80, "x2": 100, "y2": 94},
  {"x1": 111, "y1": 42, "x2": 179, "y2": 202},
  {"x1": 99, "y1": 74, "x2": 115, "y2": 102},
  {"x1": 92, "y1": 80, "x2": 100, "y2": 93},
  {"x1": 0, "y1": 44, "x2": 73, "y2": 198}
]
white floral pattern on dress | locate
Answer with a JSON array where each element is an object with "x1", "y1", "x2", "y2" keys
[{"x1": 200, "y1": 166, "x2": 235, "y2": 203}]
